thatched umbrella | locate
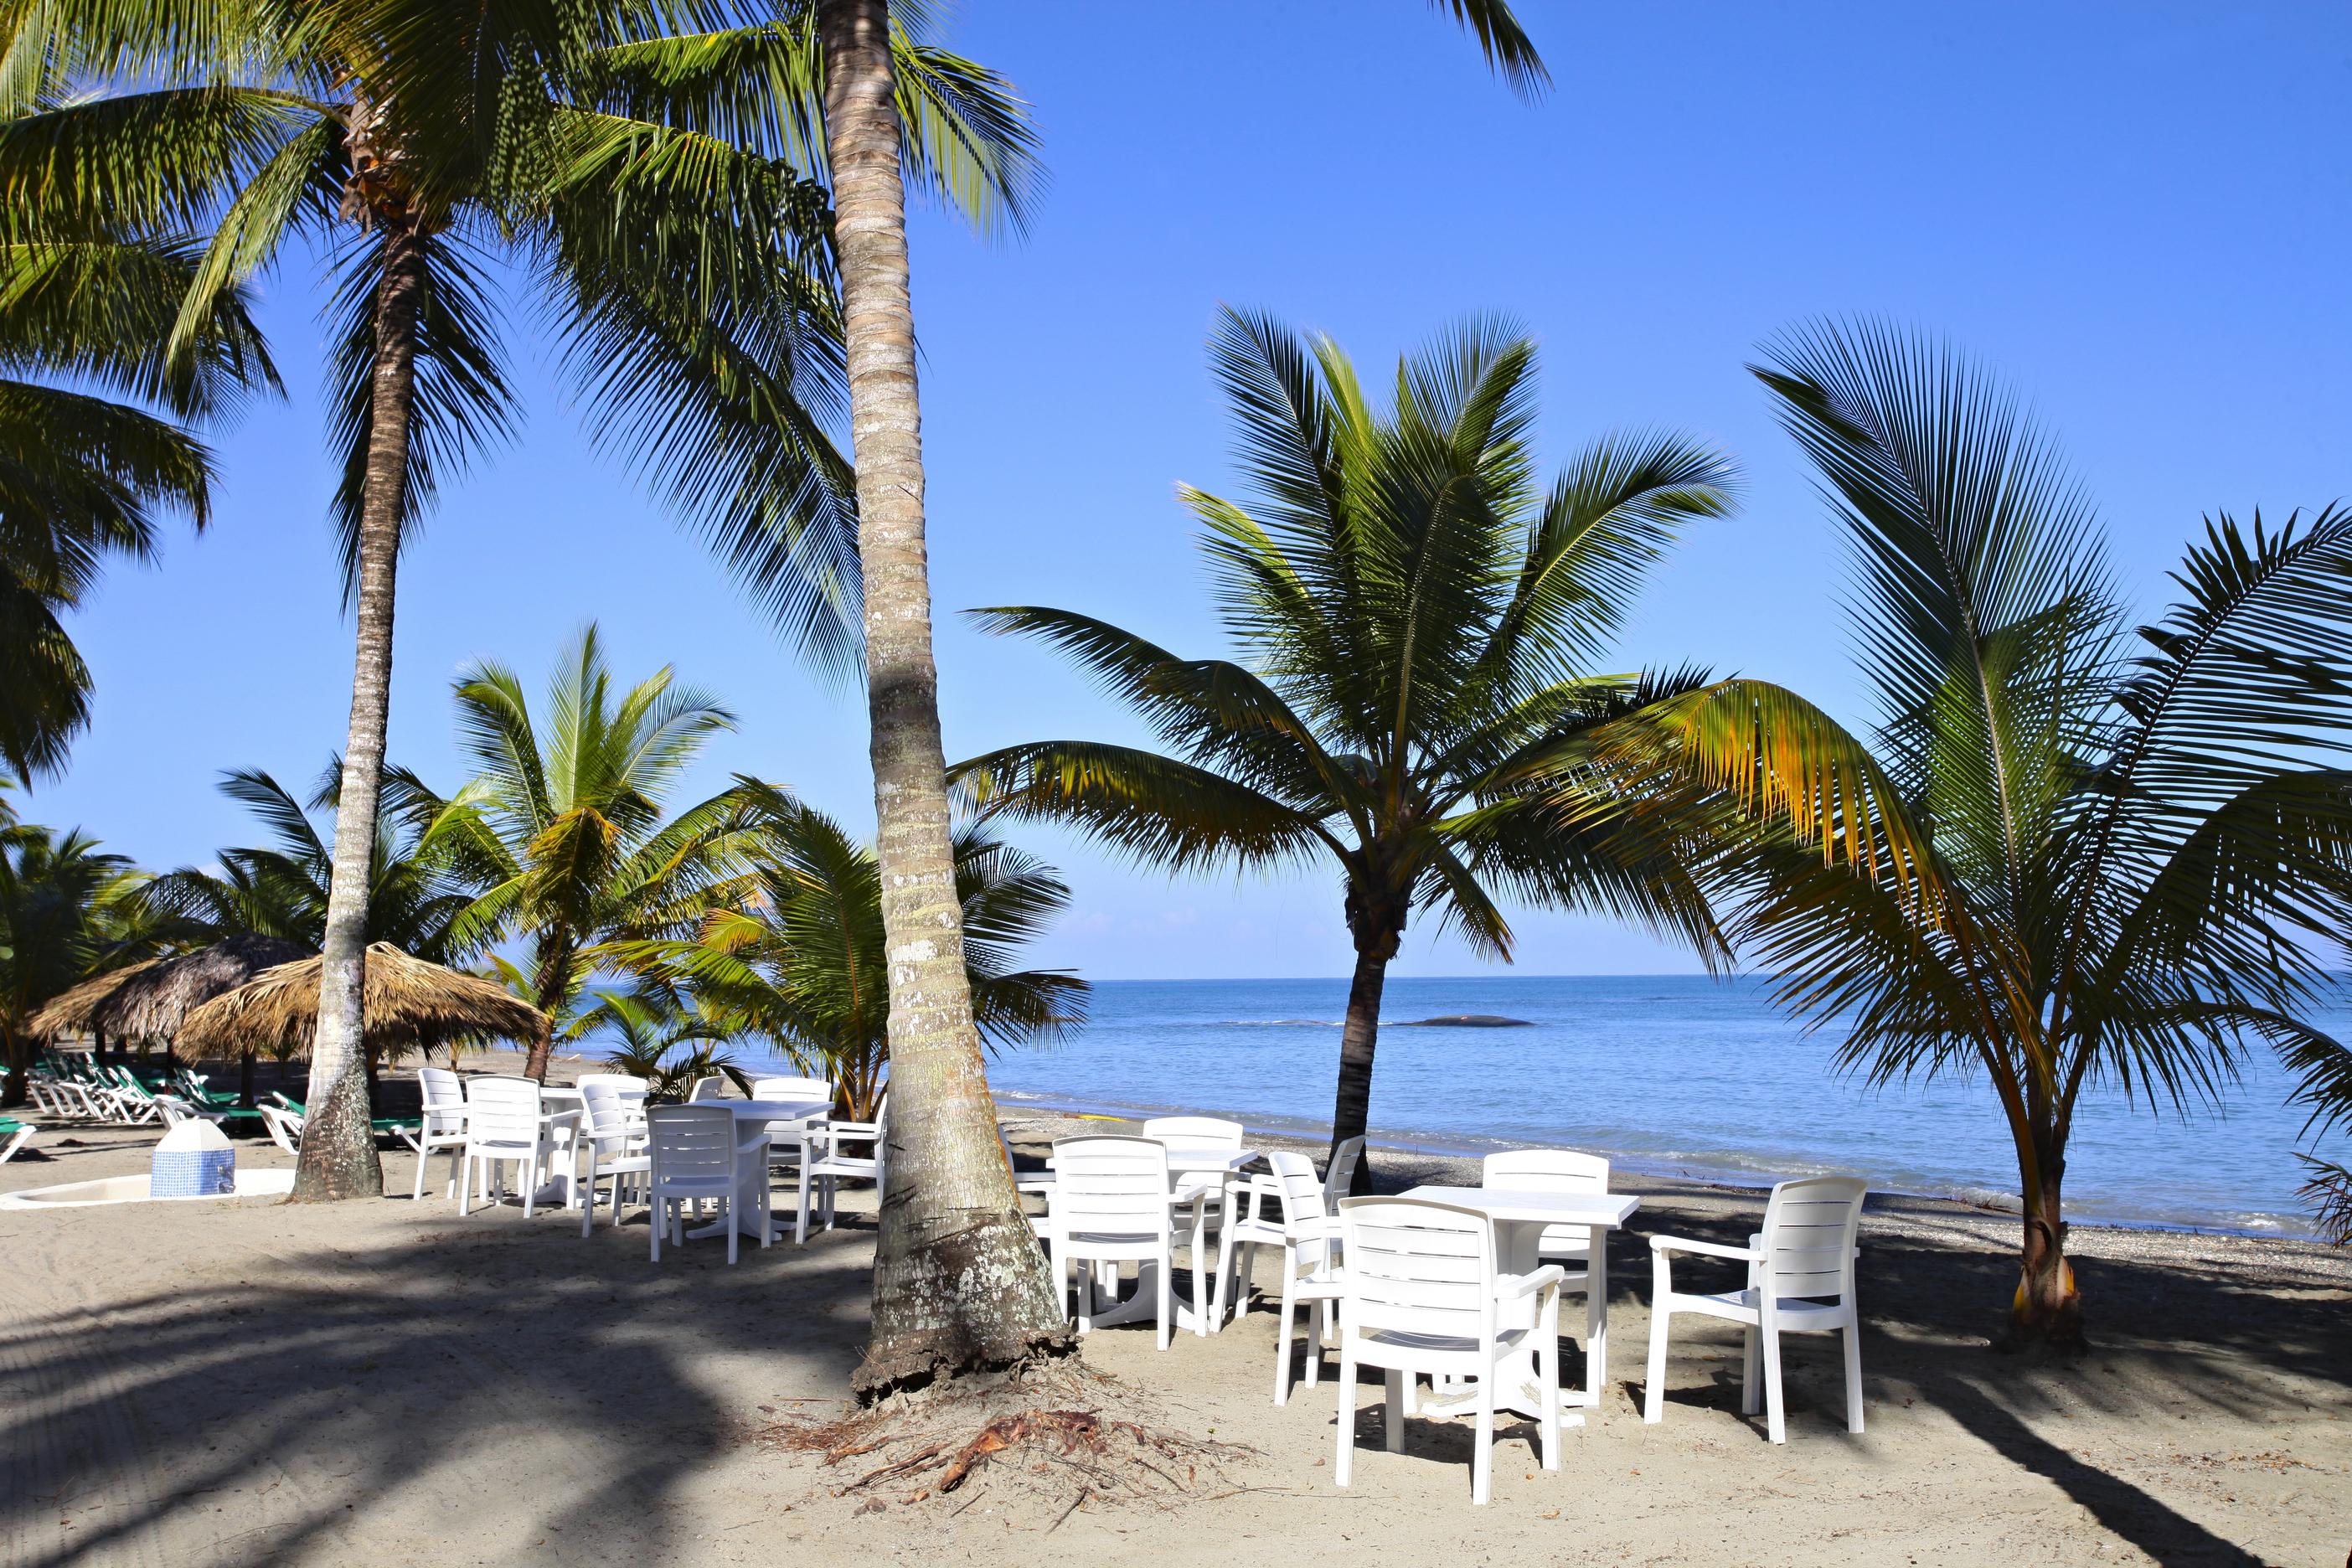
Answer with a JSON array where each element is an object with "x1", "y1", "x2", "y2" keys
[
  {"x1": 178, "y1": 943, "x2": 549, "y2": 1075},
  {"x1": 32, "y1": 936, "x2": 314, "y2": 1101},
  {"x1": 31, "y1": 958, "x2": 163, "y2": 1055}
]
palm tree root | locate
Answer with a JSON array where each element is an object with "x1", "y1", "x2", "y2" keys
[{"x1": 764, "y1": 1360, "x2": 1256, "y2": 1524}]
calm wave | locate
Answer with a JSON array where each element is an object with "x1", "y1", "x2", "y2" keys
[{"x1": 949, "y1": 975, "x2": 2334, "y2": 1236}]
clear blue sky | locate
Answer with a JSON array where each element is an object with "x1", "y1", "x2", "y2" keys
[{"x1": 32, "y1": 0, "x2": 2350, "y2": 980}]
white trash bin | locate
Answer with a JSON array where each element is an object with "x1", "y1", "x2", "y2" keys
[{"x1": 151, "y1": 1117, "x2": 236, "y2": 1198}]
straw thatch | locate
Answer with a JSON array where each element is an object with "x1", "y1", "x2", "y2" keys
[
  {"x1": 31, "y1": 958, "x2": 162, "y2": 1041},
  {"x1": 31, "y1": 935, "x2": 312, "y2": 1044},
  {"x1": 176, "y1": 942, "x2": 549, "y2": 1059}
]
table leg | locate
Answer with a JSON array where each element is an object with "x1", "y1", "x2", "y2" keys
[{"x1": 1584, "y1": 1222, "x2": 1608, "y2": 1407}]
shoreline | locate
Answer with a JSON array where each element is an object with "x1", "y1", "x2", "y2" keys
[{"x1": 988, "y1": 1083, "x2": 2328, "y2": 1245}]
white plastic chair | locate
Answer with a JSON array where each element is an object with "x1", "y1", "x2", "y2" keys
[
  {"x1": 405, "y1": 1065, "x2": 471, "y2": 1200},
  {"x1": 576, "y1": 1078, "x2": 654, "y2": 1235},
  {"x1": 1323, "y1": 1135, "x2": 1367, "y2": 1207},
  {"x1": 152, "y1": 1093, "x2": 224, "y2": 1128},
  {"x1": 1643, "y1": 1176, "x2": 1867, "y2": 1444},
  {"x1": 1480, "y1": 1148, "x2": 1609, "y2": 1397},
  {"x1": 645, "y1": 1104, "x2": 769, "y2": 1265},
  {"x1": 1048, "y1": 1135, "x2": 1204, "y2": 1351},
  {"x1": 1333, "y1": 1196, "x2": 1564, "y2": 1506},
  {"x1": 1226, "y1": 1150, "x2": 1346, "y2": 1404},
  {"x1": 683, "y1": 1075, "x2": 725, "y2": 1102},
  {"x1": 456, "y1": 1076, "x2": 575, "y2": 1218},
  {"x1": 575, "y1": 1072, "x2": 650, "y2": 1123},
  {"x1": 749, "y1": 1075, "x2": 830, "y2": 1183},
  {"x1": 1143, "y1": 1116, "x2": 1246, "y2": 1318},
  {"x1": 795, "y1": 1095, "x2": 886, "y2": 1243}
]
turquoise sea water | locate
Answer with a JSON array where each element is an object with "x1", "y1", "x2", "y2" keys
[{"x1": 950, "y1": 975, "x2": 2337, "y2": 1236}]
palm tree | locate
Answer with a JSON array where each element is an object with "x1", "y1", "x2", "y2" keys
[
  {"x1": 403, "y1": 625, "x2": 763, "y2": 1080},
  {"x1": 570, "y1": 990, "x2": 750, "y2": 1102},
  {"x1": 146, "y1": 764, "x2": 476, "y2": 962},
  {"x1": 0, "y1": 0, "x2": 1035, "y2": 1199},
  {"x1": 632, "y1": 783, "x2": 1087, "y2": 1121},
  {"x1": 0, "y1": 824, "x2": 143, "y2": 1106},
  {"x1": 1607, "y1": 322, "x2": 2352, "y2": 1345},
  {"x1": 0, "y1": 224, "x2": 276, "y2": 777},
  {"x1": 809, "y1": 0, "x2": 1548, "y2": 1394},
  {"x1": 957, "y1": 308, "x2": 1736, "y2": 1187}
]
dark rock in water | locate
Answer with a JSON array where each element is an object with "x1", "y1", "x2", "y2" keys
[{"x1": 1392, "y1": 1014, "x2": 1534, "y2": 1028}]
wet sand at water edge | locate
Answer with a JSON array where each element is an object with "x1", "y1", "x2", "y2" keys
[{"x1": 3, "y1": 1053, "x2": 2347, "y2": 1566}]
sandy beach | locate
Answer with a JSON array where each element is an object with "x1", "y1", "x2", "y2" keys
[{"x1": 3, "y1": 1055, "x2": 2347, "y2": 1567}]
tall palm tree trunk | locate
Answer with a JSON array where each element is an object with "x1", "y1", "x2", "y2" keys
[
  {"x1": 291, "y1": 219, "x2": 424, "y2": 1203},
  {"x1": 1331, "y1": 883, "x2": 1405, "y2": 1194},
  {"x1": 818, "y1": 0, "x2": 1069, "y2": 1394},
  {"x1": 2009, "y1": 1123, "x2": 2081, "y2": 1348}
]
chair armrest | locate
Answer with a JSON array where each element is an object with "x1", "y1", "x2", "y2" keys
[
  {"x1": 1649, "y1": 1234, "x2": 1761, "y2": 1261},
  {"x1": 735, "y1": 1133, "x2": 771, "y2": 1158},
  {"x1": 1500, "y1": 1264, "x2": 1568, "y2": 1300}
]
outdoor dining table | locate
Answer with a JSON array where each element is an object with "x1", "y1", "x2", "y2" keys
[
  {"x1": 1046, "y1": 1145, "x2": 1261, "y2": 1337},
  {"x1": 1398, "y1": 1184, "x2": 1642, "y2": 1425},
  {"x1": 683, "y1": 1097, "x2": 830, "y2": 1243}
]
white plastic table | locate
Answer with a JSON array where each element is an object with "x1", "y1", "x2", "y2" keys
[
  {"x1": 1398, "y1": 1184, "x2": 1641, "y2": 1424},
  {"x1": 682, "y1": 1098, "x2": 829, "y2": 1242},
  {"x1": 1050, "y1": 1147, "x2": 1258, "y2": 1337}
]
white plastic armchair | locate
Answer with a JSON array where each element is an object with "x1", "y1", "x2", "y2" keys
[
  {"x1": 683, "y1": 1075, "x2": 726, "y2": 1102},
  {"x1": 578, "y1": 1079, "x2": 654, "y2": 1235},
  {"x1": 645, "y1": 1105, "x2": 769, "y2": 1265},
  {"x1": 1227, "y1": 1150, "x2": 1346, "y2": 1404},
  {"x1": 1643, "y1": 1175, "x2": 1866, "y2": 1443},
  {"x1": 1333, "y1": 1196, "x2": 1563, "y2": 1505},
  {"x1": 749, "y1": 1075, "x2": 830, "y2": 1181},
  {"x1": 796, "y1": 1096, "x2": 885, "y2": 1243},
  {"x1": 456, "y1": 1076, "x2": 577, "y2": 1218},
  {"x1": 405, "y1": 1065, "x2": 470, "y2": 1201},
  {"x1": 1322, "y1": 1136, "x2": 1367, "y2": 1207},
  {"x1": 1047, "y1": 1135, "x2": 1203, "y2": 1350}
]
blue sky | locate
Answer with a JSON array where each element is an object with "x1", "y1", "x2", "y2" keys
[{"x1": 31, "y1": 0, "x2": 2350, "y2": 980}]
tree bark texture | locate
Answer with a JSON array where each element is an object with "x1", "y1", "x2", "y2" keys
[
  {"x1": 2007, "y1": 1130, "x2": 2082, "y2": 1349},
  {"x1": 818, "y1": 0, "x2": 1070, "y2": 1395},
  {"x1": 1330, "y1": 879, "x2": 1406, "y2": 1194},
  {"x1": 291, "y1": 219, "x2": 424, "y2": 1203}
]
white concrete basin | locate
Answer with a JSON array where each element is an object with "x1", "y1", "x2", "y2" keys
[{"x1": 0, "y1": 1168, "x2": 296, "y2": 1209}]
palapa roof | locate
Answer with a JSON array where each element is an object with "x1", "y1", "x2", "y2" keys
[
  {"x1": 32, "y1": 934, "x2": 312, "y2": 1043},
  {"x1": 177, "y1": 941, "x2": 548, "y2": 1057}
]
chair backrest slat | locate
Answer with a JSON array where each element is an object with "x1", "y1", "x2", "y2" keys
[
  {"x1": 1761, "y1": 1177, "x2": 1866, "y2": 1299},
  {"x1": 1338, "y1": 1197, "x2": 1496, "y2": 1340},
  {"x1": 1482, "y1": 1148, "x2": 1608, "y2": 1192},
  {"x1": 1050, "y1": 1136, "x2": 1172, "y2": 1235},
  {"x1": 464, "y1": 1075, "x2": 543, "y2": 1144},
  {"x1": 750, "y1": 1075, "x2": 831, "y2": 1103},
  {"x1": 647, "y1": 1105, "x2": 739, "y2": 1179},
  {"x1": 1322, "y1": 1136, "x2": 1366, "y2": 1205},
  {"x1": 1140, "y1": 1116, "x2": 1244, "y2": 1148}
]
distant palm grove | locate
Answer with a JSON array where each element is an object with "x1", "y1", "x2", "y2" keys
[{"x1": 1, "y1": 0, "x2": 2347, "y2": 1388}]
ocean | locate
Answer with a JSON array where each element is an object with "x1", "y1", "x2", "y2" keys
[{"x1": 949, "y1": 974, "x2": 2339, "y2": 1237}]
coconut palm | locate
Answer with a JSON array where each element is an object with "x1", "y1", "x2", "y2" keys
[
  {"x1": 573, "y1": 989, "x2": 750, "y2": 1101},
  {"x1": 807, "y1": 0, "x2": 1547, "y2": 1393},
  {"x1": 629, "y1": 782, "x2": 1086, "y2": 1122},
  {"x1": 401, "y1": 625, "x2": 765, "y2": 1081},
  {"x1": 1607, "y1": 322, "x2": 2352, "y2": 1344},
  {"x1": 0, "y1": 225, "x2": 276, "y2": 778},
  {"x1": 958, "y1": 307, "x2": 1736, "y2": 1188},
  {"x1": 145, "y1": 764, "x2": 476, "y2": 961},
  {"x1": 0, "y1": 824, "x2": 145, "y2": 1105},
  {"x1": 0, "y1": 0, "x2": 1035, "y2": 1199}
]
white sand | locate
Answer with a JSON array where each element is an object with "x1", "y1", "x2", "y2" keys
[{"x1": 3, "y1": 1065, "x2": 2346, "y2": 1566}]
